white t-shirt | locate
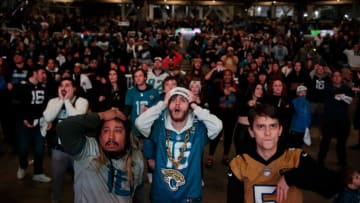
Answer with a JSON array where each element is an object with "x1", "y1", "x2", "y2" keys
[{"x1": 343, "y1": 49, "x2": 360, "y2": 68}]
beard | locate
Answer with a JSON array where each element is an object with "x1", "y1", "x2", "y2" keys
[
  {"x1": 102, "y1": 141, "x2": 125, "y2": 159},
  {"x1": 103, "y1": 150, "x2": 125, "y2": 159},
  {"x1": 169, "y1": 108, "x2": 189, "y2": 122}
]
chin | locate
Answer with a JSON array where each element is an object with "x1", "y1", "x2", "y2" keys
[
  {"x1": 170, "y1": 111, "x2": 188, "y2": 122},
  {"x1": 103, "y1": 149, "x2": 126, "y2": 159}
]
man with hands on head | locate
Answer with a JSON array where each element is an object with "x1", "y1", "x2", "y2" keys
[
  {"x1": 227, "y1": 104, "x2": 342, "y2": 203},
  {"x1": 56, "y1": 108, "x2": 144, "y2": 203},
  {"x1": 135, "y1": 87, "x2": 222, "y2": 203}
]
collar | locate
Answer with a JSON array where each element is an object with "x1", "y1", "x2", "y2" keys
[{"x1": 46, "y1": 66, "x2": 59, "y2": 73}]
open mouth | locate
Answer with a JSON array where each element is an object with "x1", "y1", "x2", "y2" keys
[{"x1": 105, "y1": 141, "x2": 119, "y2": 147}]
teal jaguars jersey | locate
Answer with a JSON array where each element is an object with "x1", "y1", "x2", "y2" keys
[
  {"x1": 149, "y1": 117, "x2": 209, "y2": 203},
  {"x1": 125, "y1": 86, "x2": 159, "y2": 136}
]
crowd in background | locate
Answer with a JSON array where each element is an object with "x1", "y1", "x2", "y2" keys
[{"x1": 0, "y1": 6, "x2": 360, "y2": 202}]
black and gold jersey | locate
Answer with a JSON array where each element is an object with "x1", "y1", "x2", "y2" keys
[{"x1": 229, "y1": 148, "x2": 303, "y2": 203}]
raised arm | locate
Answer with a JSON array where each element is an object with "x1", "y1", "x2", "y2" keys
[
  {"x1": 135, "y1": 101, "x2": 166, "y2": 137},
  {"x1": 65, "y1": 97, "x2": 89, "y2": 116},
  {"x1": 191, "y1": 102, "x2": 222, "y2": 140},
  {"x1": 57, "y1": 108, "x2": 127, "y2": 155},
  {"x1": 43, "y1": 98, "x2": 65, "y2": 122}
]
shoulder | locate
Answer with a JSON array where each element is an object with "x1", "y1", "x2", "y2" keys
[
  {"x1": 76, "y1": 97, "x2": 88, "y2": 103},
  {"x1": 126, "y1": 87, "x2": 137, "y2": 94},
  {"x1": 74, "y1": 137, "x2": 100, "y2": 159},
  {"x1": 283, "y1": 148, "x2": 304, "y2": 160},
  {"x1": 48, "y1": 97, "x2": 61, "y2": 103},
  {"x1": 147, "y1": 88, "x2": 159, "y2": 97},
  {"x1": 74, "y1": 97, "x2": 89, "y2": 106},
  {"x1": 131, "y1": 149, "x2": 145, "y2": 164},
  {"x1": 192, "y1": 118, "x2": 206, "y2": 129},
  {"x1": 229, "y1": 154, "x2": 253, "y2": 180}
]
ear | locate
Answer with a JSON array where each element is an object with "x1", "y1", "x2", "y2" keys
[
  {"x1": 278, "y1": 125, "x2": 283, "y2": 137},
  {"x1": 248, "y1": 126, "x2": 255, "y2": 138}
]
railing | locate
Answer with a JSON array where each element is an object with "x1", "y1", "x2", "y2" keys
[
  {"x1": 125, "y1": 74, "x2": 134, "y2": 88},
  {"x1": 0, "y1": 27, "x2": 25, "y2": 33}
]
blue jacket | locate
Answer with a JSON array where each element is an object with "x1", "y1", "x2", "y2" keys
[{"x1": 290, "y1": 96, "x2": 311, "y2": 133}]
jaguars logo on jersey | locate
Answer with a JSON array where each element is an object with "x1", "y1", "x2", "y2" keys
[{"x1": 161, "y1": 168, "x2": 185, "y2": 191}]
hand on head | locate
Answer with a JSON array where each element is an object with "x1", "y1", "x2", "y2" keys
[
  {"x1": 98, "y1": 108, "x2": 127, "y2": 121},
  {"x1": 164, "y1": 87, "x2": 193, "y2": 106},
  {"x1": 164, "y1": 90, "x2": 173, "y2": 106},
  {"x1": 188, "y1": 90, "x2": 195, "y2": 103}
]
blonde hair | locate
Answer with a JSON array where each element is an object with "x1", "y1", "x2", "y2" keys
[{"x1": 189, "y1": 80, "x2": 202, "y2": 91}]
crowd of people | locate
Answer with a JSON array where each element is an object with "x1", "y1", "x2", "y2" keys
[{"x1": 0, "y1": 5, "x2": 360, "y2": 203}]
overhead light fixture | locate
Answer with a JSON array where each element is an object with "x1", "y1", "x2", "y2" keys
[{"x1": 314, "y1": 10, "x2": 319, "y2": 18}]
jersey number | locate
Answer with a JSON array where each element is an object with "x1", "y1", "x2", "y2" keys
[
  {"x1": 31, "y1": 90, "x2": 45, "y2": 104},
  {"x1": 147, "y1": 78, "x2": 163, "y2": 91},
  {"x1": 135, "y1": 101, "x2": 148, "y2": 115},
  {"x1": 166, "y1": 141, "x2": 191, "y2": 170},
  {"x1": 253, "y1": 185, "x2": 276, "y2": 203}
]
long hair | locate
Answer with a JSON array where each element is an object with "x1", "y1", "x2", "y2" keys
[{"x1": 267, "y1": 79, "x2": 288, "y2": 99}]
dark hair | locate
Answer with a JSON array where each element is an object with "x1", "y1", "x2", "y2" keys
[
  {"x1": 132, "y1": 68, "x2": 147, "y2": 79},
  {"x1": 162, "y1": 76, "x2": 178, "y2": 89},
  {"x1": 267, "y1": 79, "x2": 288, "y2": 99},
  {"x1": 114, "y1": 118, "x2": 131, "y2": 153},
  {"x1": 248, "y1": 104, "x2": 281, "y2": 128},
  {"x1": 243, "y1": 83, "x2": 263, "y2": 102},
  {"x1": 28, "y1": 65, "x2": 45, "y2": 78},
  {"x1": 59, "y1": 77, "x2": 75, "y2": 87}
]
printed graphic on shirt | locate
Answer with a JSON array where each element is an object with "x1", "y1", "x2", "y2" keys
[
  {"x1": 31, "y1": 89, "x2": 45, "y2": 104},
  {"x1": 106, "y1": 165, "x2": 132, "y2": 196},
  {"x1": 253, "y1": 184, "x2": 276, "y2": 203},
  {"x1": 166, "y1": 140, "x2": 192, "y2": 170},
  {"x1": 161, "y1": 168, "x2": 185, "y2": 191},
  {"x1": 315, "y1": 79, "x2": 325, "y2": 90},
  {"x1": 147, "y1": 78, "x2": 163, "y2": 92}
]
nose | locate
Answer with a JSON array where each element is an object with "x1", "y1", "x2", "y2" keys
[
  {"x1": 108, "y1": 131, "x2": 115, "y2": 140},
  {"x1": 174, "y1": 98, "x2": 180, "y2": 105},
  {"x1": 264, "y1": 127, "x2": 271, "y2": 136}
]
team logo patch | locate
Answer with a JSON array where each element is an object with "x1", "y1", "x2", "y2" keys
[
  {"x1": 161, "y1": 168, "x2": 185, "y2": 191},
  {"x1": 263, "y1": 168, "x2": 272, "y2": 176}
]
